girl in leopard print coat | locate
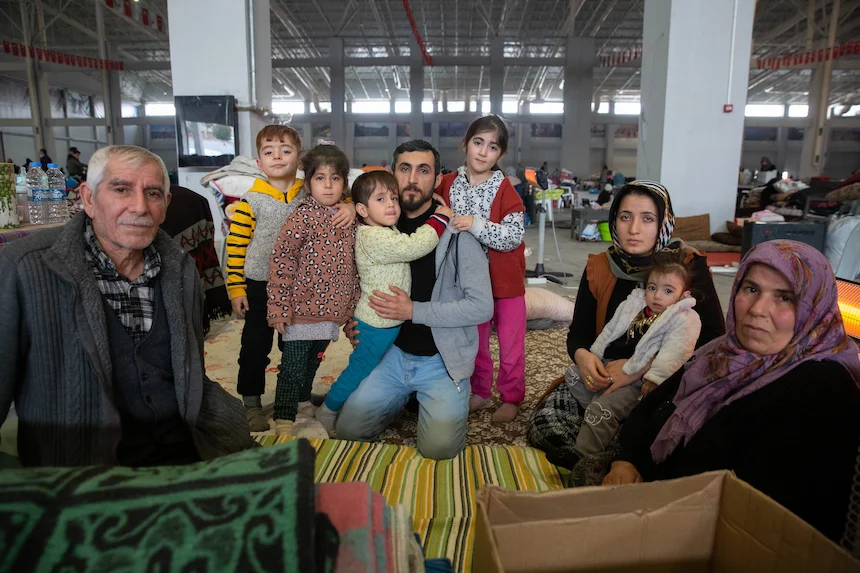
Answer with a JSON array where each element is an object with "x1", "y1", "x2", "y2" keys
[{"x1": 266, "y1": 144, "x2": 359, "y2": 437}]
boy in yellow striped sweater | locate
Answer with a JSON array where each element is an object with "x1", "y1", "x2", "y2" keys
[{"x1": 226, "y1": 125, "x2": 355, "y2": 431}]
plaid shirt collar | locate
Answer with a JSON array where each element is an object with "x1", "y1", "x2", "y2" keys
[{"x1": 83, "y1": 217, "x2": 162, "y2": 285}]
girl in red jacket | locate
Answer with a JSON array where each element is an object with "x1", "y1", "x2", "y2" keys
[{"x1": 437, "y1": 115, "x2": 527, "y2": 423}]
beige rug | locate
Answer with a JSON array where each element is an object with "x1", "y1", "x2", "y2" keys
[{"x1": 204, "y1": 318, "x2": 571, "y2": 446}]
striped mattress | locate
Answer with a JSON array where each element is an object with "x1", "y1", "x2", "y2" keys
[{"x1": 256, "y1": 436, "x2": 564, "y2": 572}]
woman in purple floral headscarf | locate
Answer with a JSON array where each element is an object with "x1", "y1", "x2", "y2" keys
[{"x1": 603, "y1": 240, "x2": 860, "y2": 543}]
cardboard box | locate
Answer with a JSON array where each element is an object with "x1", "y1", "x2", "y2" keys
[{"x1": 473, "y1": 471, "x2": 860, "y2": 573}]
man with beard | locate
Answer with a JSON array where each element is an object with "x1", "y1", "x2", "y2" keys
[
  {"x1": 0, "y1": 145, "x2": 255, "y2": 468},
  {"x1": 336, "y1": 140, "x2": 493, "y2": 459}
]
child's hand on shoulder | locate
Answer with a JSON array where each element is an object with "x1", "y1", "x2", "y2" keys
[
  {"x1": 436, "y1": 204, "x2": 454, "y2": 218},
  {"x1": 332, "y1": 202, "x2": 357, "y2": 228},
  {"x1": 452, "y1": 215, "x2": 474, "y2": 232}
]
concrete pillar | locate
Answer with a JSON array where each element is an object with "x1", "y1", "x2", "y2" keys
[
  {"x1": 605, "y1": 124, "x2": 615, "y2": 171},
  {"x1": 410, "y1": 41, "x2": 424, "y2": 141},
  {"x1": 561, "y1": 36, "x2": 594, "y2": 179},
  {"x1": 775, "y1": 106, "x2": 788, "y2": 174},
  {"x1": 344, "y1": 119, "x2": 355, "y2": 164},
  {"x1": 520, "y1": 121, "x2": 532, "y2": 167},
  {"x1": 637, "y1": 0, "x2": 754, "y2": 232},
  {"x1": 140, "y1": 104, "x2": 151, "y2": 150},
  {"x1": 167, "y1": 0, "x2": 272, "y2": 159},
  {"x1": 329, "y1": 38, "x2": 345, "y2": 146},
  {"x1": 302, "y1": 123, "x2": 312, "y2": 148},
  {"x1": 490, "y1": 38, "x2": 504, "y2": 115},
  {"x1": 431, "y1": 122, "x2": 440, "y2": 154},
  {"x1": 799, "y1": 65, "x2": 828, "y2": 178},
  {"x1": 106, "y1": 47, "x2": 124, "y2": 144}
]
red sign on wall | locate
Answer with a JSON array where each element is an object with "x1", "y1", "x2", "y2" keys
[
  {"x1": 123, "y1": 0, "x2": 132, "y2": 17},
  {"x1": 141, "y1": 8, "x2": 149, "y2": 25}
]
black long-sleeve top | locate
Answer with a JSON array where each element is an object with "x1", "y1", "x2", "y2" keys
[
  {"x1": 616, "y1": 360, "x2": 860, "y2": 543},
  {"x1": 567, "y1": 253, "x2": 726, "y2": 361}
]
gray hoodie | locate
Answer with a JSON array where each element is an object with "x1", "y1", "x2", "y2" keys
[{"x1": 411, "y1": 229, "x2": 494, "y2": 382}]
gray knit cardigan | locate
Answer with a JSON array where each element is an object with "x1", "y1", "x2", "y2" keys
[{"x1": 0, "y1": 212, "x2": 256, "y2": 467}]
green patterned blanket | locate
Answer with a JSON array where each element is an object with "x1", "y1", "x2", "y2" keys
[{"x1": 0, "y1": 441, "x2": 325, "y2": 573}]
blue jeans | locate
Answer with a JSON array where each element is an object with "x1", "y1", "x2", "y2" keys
[
  {"x1": 336, "y1": 345, "x2": 470, "y2": 460},
  {"x1": 324, "y1": 319, "x2": 400, "y2": 411}
]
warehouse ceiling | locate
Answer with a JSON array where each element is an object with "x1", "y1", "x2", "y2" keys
[{"x1": 0, "y1": 0, "x2": 859, "y2": 106}]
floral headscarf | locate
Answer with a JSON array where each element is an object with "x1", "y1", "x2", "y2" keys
[{"x1": 651, "y1": 240, "x2": 860, "y2": 463}]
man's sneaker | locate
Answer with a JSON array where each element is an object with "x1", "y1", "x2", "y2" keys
[
  {"x1": 315, "y1": 403, "x2": 338, "y2": 437},
  {"x1": 293, "y1": 414, "x2": 329, "y2": 439},
  {"x1": 245, "y1": 407, "x2": 270, "y2": 432}
]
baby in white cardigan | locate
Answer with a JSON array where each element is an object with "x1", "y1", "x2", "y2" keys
[{"x1": 568, "y1": 258, "x2": 702, "y2": 459}]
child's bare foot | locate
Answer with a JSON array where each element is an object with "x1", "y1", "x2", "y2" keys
[
  {"x1": 469, "y1": 394, "x2": 492, "y2": 413},
  {"x1": 491, "y1": 403, "x2": 520, "y2": 424}
]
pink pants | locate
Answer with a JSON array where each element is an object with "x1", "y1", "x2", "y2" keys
[{"x1": 471, "y1": 295, "x2": 526, "y2": 404}]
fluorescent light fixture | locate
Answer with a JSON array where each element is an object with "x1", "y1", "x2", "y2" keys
[
  {"x1": 144, "y1": 103, "x2": 175, "y2": 116},
  {"x1": 788, "y1": 105, "x2": 809, "y2": 118},
  {"x1": 531, "y1": 102, "x2": 564, "y2": 114},
  {"x1": 615, "y1": 102, "x2": 641, "y2": 115},
  {"x1": 745, "y1": 104, "x2": 784, "y2": 117}
]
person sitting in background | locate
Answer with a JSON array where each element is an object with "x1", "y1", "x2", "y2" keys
[
  {"x1": 596, "y1": 184, "x2": 614, "y2": 207},
  {"x1": 66, "y1": 146, "x2": 87, "y2": 179},
  {"x1": 603, "y1": 240, "x2": 860, "y2": 543},
  {"x1": 0, "y1": 145, "x2": 255, "y2": 468},
  {"x1": 39, "y1": 148, "x2": 52, "y2": 171},
  {"x1": 599, "y1": 165, "x2": 610, "y2": 188}
]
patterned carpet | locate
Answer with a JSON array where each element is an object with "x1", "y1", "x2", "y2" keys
[
  {"x1": 256, "y1": 436, "x2": 564, "y2": 572},
  {"x1": 204, "y1": 318, "x2": 573, "y2": 446}
]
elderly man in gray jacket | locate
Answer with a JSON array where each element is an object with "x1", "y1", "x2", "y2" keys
[
  {"x1": 336, "y1": 140, "x2": 494, "y2": 459},
  {"x1": 0, "y1": 145, "x2": 255, "y2": 468}
]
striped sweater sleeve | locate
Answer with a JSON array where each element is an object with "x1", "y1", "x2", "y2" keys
[{"x1": 225, "y1": 199, "x2": 256, "y2": 299}]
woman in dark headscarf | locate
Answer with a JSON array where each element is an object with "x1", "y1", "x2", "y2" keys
[
  {"x1": 528, "y1": 181, "x2": 726, "y2": 467},
  {"x1": 604, "y1": 240, "x2": 860, "y2": 542}
]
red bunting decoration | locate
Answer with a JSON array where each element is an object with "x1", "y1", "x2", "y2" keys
[
  {"x1": 755, "y1": 39, "x2": 860, "y2": 70},
  {"x1": 2, "y1": 39, "x2": 125, "y2": 71},
  {"x1": 598, "y1": 45, "x2": 643, "y2": 67}
]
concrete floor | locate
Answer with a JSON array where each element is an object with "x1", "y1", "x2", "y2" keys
[{"x1": 523, "y1": 212, "x2": 735, "y2": 314}]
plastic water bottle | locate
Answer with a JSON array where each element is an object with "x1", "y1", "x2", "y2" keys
[
  {"x1": 45, "y1": 163, "x2": 68, "y2": 223},
  {"x1": 25, "y1": 162, "x2": 47, "y2": 225}
]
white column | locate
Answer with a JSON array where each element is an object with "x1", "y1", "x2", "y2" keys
[
  {"x1": 167, "y1": 0, "x2": 272, "y2": 158},
  {"x1": 561, "y1": 36, "x2": 594, "y2": 179},
  {"x1": 799, "y1": 65, "x2": 829, "y2": 178},
  {"x1": 637, "y1": 0, "x2": 755, "y2": 233}
]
